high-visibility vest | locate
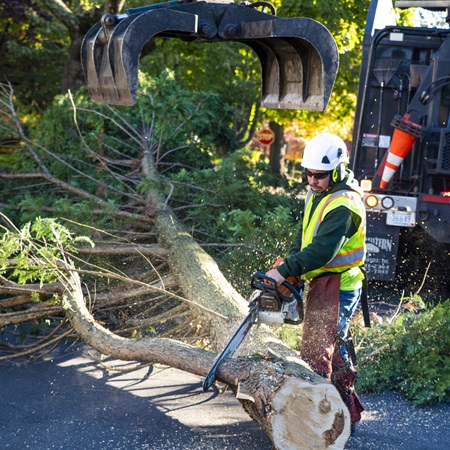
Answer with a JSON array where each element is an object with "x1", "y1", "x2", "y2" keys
[{"x1": 301, "y1": 189, "x2": 366, "y2": 283}]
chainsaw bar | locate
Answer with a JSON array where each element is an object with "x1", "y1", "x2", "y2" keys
[
  {"x1": 202, "y1": 300, "x2": 258, "y2": 392},
  {"x1": 202, "y1": 272, "x2": 303, "y2": 392}
]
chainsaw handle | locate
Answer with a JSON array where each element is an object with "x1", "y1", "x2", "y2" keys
[
  {"x1": 251, "y1": 271, "x2": 303, "y2": 303},
  {"x1": 281, "y1": 279, "x2": 304, "y2": 304}
]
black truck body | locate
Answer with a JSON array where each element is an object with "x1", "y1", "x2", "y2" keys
[{"x1": 351, "y1": 0, "x2": 450, "y2": 280}]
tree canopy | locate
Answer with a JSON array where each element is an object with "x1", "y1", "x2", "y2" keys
[{"x1": 1, "y1": 0, "x2": 372, "y2": 139}]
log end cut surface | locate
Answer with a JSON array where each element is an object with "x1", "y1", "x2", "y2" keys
[{"x1": 272, "y1": 378, "x2": 350, "y2": 450}]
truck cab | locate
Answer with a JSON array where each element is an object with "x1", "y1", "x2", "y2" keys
[{"x1": 350, "y1": 0, "x2": 450, "y2": 280}]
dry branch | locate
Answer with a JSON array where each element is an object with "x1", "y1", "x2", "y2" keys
[{"x1": 76, "y1": 244, "x2": 169, "y2": 257}]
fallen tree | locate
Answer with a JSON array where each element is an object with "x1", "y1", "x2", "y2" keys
[
  {"x1": 0, "y1": 82, "x2": 352, "y2": 448},
  {"x1": 0, "y1": 212, "x2": 352, "y2": 448},
  {"x1": 63, "y1": 176, "x2": 354, "y2": 447},
  {"x1": 60, "y1": 255, "x2": 351, "y2": 449}
]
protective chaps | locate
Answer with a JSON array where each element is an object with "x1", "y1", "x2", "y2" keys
[{"x1": 300, "y1": 273, "x2": 364, "y2": 423}]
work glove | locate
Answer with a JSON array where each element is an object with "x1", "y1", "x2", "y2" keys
[{"x1": 272, "y1": 257, "x2": 302, "y2": 298}]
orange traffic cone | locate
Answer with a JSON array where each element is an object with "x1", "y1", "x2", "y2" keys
[{"x1": 380, "y1": 127, "x2": 416, "y2": 189}]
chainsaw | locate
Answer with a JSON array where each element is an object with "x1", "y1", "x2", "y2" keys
[{"x1": 202, "y1": 271, "x2": 304, "y2": 392}]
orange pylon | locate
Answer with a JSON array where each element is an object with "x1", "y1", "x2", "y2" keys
[{"x1": 380, "y1": 127, "x2": 416, "y2": 189}]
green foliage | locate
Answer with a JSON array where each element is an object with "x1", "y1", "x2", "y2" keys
[
  {"x1": 138, "y1": 71, "x2": 240, "y2": 158},
  {"x1": 140, "y1": 40, "x2": 261, "y2": 144},
  {"x1": 163, "y1": 148, "x2": 303, "y2": 292},
  {"x1": 0, "y1": 216, "x2": 93, "y2": 285},
  {"x1": 0, "y1": 2, "x2": 67, "y2": 112},
  {"x1": 356, "y1": 301, "x2": 450, "y2": 405},
  {"x1": 1, "y1": 73, "x2": 243, "y2": 226},
  {"x1": 165, "y1": 149, "x2": 290, "y2": 217}
]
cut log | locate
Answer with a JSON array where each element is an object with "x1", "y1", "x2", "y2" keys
[{"x1": 272, "y1": 379, "x2": 348, "y2": 449}]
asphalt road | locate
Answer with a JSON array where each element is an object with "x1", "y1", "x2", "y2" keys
[{"x1": 1, "y1": 342, "x2": 449, "y2": 450}]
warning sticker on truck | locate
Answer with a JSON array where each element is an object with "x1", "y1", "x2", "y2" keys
[
  {"x1": 362, "y1": 133, "x2": 391, "y2": 148},
  {"x1": 365, "y1": 212, "x2": 400, "y2": 281}
]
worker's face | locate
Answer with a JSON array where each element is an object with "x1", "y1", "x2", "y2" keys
[{"x1": 305, "y1": 169, "x2": 331, "y2": 194}]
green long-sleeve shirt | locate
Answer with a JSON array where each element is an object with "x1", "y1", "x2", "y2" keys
[{"x1": 277, "y1": 170, "x2": 365, "y2": 289}]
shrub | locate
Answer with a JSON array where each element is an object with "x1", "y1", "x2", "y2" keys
[{"x1": 356, "y1": 300, "x2": 450, "y2": 405}]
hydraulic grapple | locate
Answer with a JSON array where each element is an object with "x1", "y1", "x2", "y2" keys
[{"x1": 81, "y1": 0, "x2": 339, "y2": 110}]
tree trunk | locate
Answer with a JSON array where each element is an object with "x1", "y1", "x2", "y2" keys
[
  {"x1": 61, "y1": 260, "x2": 351, "y2": 449},
  {"x1": 269, "y1": 121, "x2": 286, "y2": 176}
]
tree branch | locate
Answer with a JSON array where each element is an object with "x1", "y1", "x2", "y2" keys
[
  {"x1": 0, "y1": 173, "x2": 155, "y2": 223},
  {"x1": 40, "y1": 0, "x2": 80, "y2": 34}
]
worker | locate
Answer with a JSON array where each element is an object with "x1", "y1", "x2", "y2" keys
[{"x1": 266, "y1": 133, "x2": 366, "y2": 429}]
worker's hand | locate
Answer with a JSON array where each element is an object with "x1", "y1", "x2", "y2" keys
[{"x1": 265, "y1": 268, "x2": 286, "y2": 286}]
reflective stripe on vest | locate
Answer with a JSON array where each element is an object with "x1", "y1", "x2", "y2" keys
[{"x1": 301, "y1": 189, "x2": 366, "y2": 280}]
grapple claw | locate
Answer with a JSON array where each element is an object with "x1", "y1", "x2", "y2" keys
[
  {"x1": 81, "y1": 1, "x2": 338, "y2": 109},
  {"x1": 81, "y1": 23, "x2": 107, "y2": 104},
  {"x1": 240, "y1": 18, "x2": 338, "y2": 110}
]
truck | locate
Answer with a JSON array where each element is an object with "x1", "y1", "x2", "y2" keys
[{"x1": 351, "y1": 0, "x2": 450, "y2": 283}]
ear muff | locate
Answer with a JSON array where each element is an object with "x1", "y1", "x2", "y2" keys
[{"x1": 332, "y1": 163, "x2": 345, "y2": 183}]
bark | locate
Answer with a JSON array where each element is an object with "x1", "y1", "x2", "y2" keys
[
  {"x1": 269, "y1": 121, "x2": 286, "y2": 176},
  {"x1": 61, "y1": 261, "x2": 351, "y2": 449}
]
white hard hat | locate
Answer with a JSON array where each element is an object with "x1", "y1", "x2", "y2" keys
[{"x1": 301, "y1": 133, "x2": 349, "y2": 171}]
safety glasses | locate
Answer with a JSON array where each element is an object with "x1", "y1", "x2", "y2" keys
[{"x1": 304, "y1": 170, "x2": 330, "y2": 180}]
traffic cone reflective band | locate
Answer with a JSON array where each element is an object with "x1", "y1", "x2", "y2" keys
[{"x1": 380, "y1": 128, "x2": 416, "y2": 189}]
